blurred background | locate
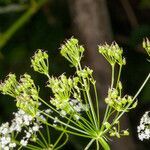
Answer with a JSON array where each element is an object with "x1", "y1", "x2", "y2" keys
[{"x1": 0, "y1": 0, "x2": 150, "y2": 149}]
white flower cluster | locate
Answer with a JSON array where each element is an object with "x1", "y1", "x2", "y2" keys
[
  {"x1": 59, "y1": 99, "x2": 88, "y2": 119},
  {"x1": 0, "y1": 123, "x2": 16, "y2": 150},
  {"x1": 137, "y1": 111, "x2": 150, "y2": 141},
  {"x1": 69, "y1": 99, "x2": 88, "y2": 113},
  {"x1": 0, "y1": 109, "x2": 44, "y2": 149}
]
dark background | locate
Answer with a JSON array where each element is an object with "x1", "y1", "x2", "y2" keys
[{"x1": 0, "y1": 0, "x2": 150, "y2": 149}]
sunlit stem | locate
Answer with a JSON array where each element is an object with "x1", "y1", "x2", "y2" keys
[
  {"x1": 98, "y1": 137, "x2": 110, "y2": 150},
  {"x1": 133, "y1": 73, "x2": 150, "y2": 100},
  {"x1": 53, "y1": 131, "x2": 66, "y2": 149},
  {"x1": 41, "y1": 111, "x2": 89, "y2": 135},
  {"x1": 116, "y1": 65, "x2": 122, "y2": 88},
  {"x1": 93, "y1": 79, "x2": 100, "y2": 128},
  {"x1": 53, "y1": 116, "x2": 71, "y2": 149},
  {"x1": 84, "y1": 139, "x2": 95, "y2": 150},
  {"x1": 39, "y1": 115, "x2": 91, "y2": 138},
  {"x1": 36, "y1": 138, "x2": 46, "y2": 148},
  {"x1": 101, "y1": 64, "x2": 115, "y2": 131},
  {"x1": 76, "y1": 67, "x2": 95, "y2": 126},
  {"x1": 46, "y1": 124, "x2": 51, "y2": 145},
  {"x1": 96, "y1": 140, "x2": 100, "y2": 150},
  {"x1": 55, "y1": 134, "x2": 69, "y2": 150},
  {"x1": 78, "y1": 63, "x2": 98, "y2": 129},
  {"x1": 111, "y1": 64, "x2": 115, "y2": 89},
  {"x1": 38, "y1": 130, "x2": 49, "y2": 147}
]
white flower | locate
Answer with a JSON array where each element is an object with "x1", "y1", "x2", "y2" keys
[
  {"x1": 39, "y1": 115, "x2": 46, "y2": 121},
  {"x1": 23, "y1": 114, "x2": 33, "y2": 125},
  {"x1": 45, "y1": 109, "x2": 52, "y2": 114},
  {"x1": 20, "y1": 139, "x2": 28, "y2": 146},
  {"x1": 0, "y1": 123, "x2": 9, "y2": 134},
  {"x1": 9, "y1": 142, "x2": 16, "y2": 148},
  {"x1": 1, "y1": 137, "x2": 11, "y2": 145},
  {"x1": 26, "y1": 132, "x2": 31, "y2": 138},
  {"x1": 2, "y1": 128, "x2": 8, "y2": 135},
  {"x1": 0, "y1": 108, "x2": 43, "y2": 149},
  {"x1": 137, "y1": 111, "x2": 150, "y2": 141},
  {"x1": 32, "y1": 124, "x2": 40, "y2": 131},
  {"x1": 60, "y1": 110, "x2": 66, "y2": 116},
  {"x1": 54, "y1": 117, "x2": 59, "y2": 123},
  {"x1": 3, "y1": 146, "x2": 9, "y2": 150}
]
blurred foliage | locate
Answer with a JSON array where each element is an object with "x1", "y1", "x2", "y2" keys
[{"x1": 140, "y1": 0, "x2": 150, "y2": 9}]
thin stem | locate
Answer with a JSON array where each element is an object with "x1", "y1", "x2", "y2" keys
[
  {"x1": 105, "y1": 107, "x2": 113, "y2": 122},
  {"x1": 77, "y1": 116, "x2": 97, "y2": 135},
  {"x1": 41, "y1": 111, "x2": 89, "y2": 135},
  {"x1": 84, "y1": 139, "x2": 95, "y2": 150},
  {"x1": 101, "y1": 105, "x2": 109, "y2": 131},
  {"x1": 111, "y1": 64, "x2": 115, "y2": 89},
  {"x1": 133, "y1": 73, "x2": 150, "y2": 100},
  {"x1": 117, "y1": 73, "x2": 150, "y2": 121},
  {"x1": 116, "y1": 65, "x2": 122, "y2": 88},
  {"x1": 46, "y1": 124, "x2": 51, "y2": 145},
  {"x1": 96, "y1": 140, "x2": 100, "y2": 150},
  {"x1": 15, "y1": 140, "x2": 41, "y2": 150},
  {"x1": 36, "y1": 138, "x2": 46, "y2": 148},
  {"x1": 26, "y1": 144, "x2": 42, "y2": 150},
  {"x1": 55, "y1": 134, "x2": 69, "y2": 150},
  {"x1": 92, "y1": 79, "x2": 100, "y2": 128},
  {"x1": 53, "y1": 116, "x2": 71, "y2": 149},
  {"x1": 76, "y1": 67, "x2": 96, "y2": 127},
  {"x1": 39, "y1": 117, "x2": 91, "y2": 138},
  {"x1": 98, "y1": 137, "x2": 110, "y2": 150},
  {"x1": 78, "y1": 64, "x2": 98, "y2": 129},
  {"x1": 38, "y1": 130, "x2": 49, "y2": 147},
  {"x1": 101, "y1": 64, "x2": 115, "y2": 131},
  {"x1": 85, "y1": 84, "x2": 98, "y2": 129},
  {"x1": 53, "y1": 132, "x2": 66, "y2": 149}
]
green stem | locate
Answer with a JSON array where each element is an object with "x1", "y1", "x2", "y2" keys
[
  {"x1": 100, "y1": 105, "x2": 109, "y2": 131},
  {"x1": 41, "y1": 111, "x2": 89, "y2": 135},
  {"x1": 15, "y1": 140, "x2": 41, "y2": 150},
  {"x1": 133, "y1": 73, "x2": 150, "y2": 100},
  {"x1": 53, "y1": 116, "x2": 71, "y2": 149},
  {"x1": 76, "y1": 67, "x2": 95, "y2": 127},
  {"x1": 116, "y1": 65, "x2": 122, "y2": 88},
  {"x1": 53, "y1": 132, "x2": 66, "y2": 149},
  {"x1": 98, "y1": 137, "x2": 110, "y2": 150},
  {"x1": 39, "y1": 117, "x2": 91, "y2": 138},
  {"x1": 38, "y1": 130, "x2": 49, "y2": 147},
  {"x1": 46, "y1": 124, "x2": 51, "y2": 145},
  {"x1": 26, "y1": 144, "x2": 42, "y2": 150},
  {"x1": 101, "y1": 64, "x2": 115, "y2": 132},
  {"x1": 55, "y1": 134, "x2": 69, "y2": 150},
  {"x1": 92, "y1": 79, "x2": 100, "y2": 128},
  {"x1": 36, "y1": 138, "x2": 46, "y2": 148},
  {"x1": 96, "y1": 140, "x2": 100, "y2": 150},
  {"x1": 78, "y1": 64, "x2": 98, "y2": 129},
  {"x1": 111, "y1": 64, "x2": 115, "y2": 89},
  {"x1": 84, "y1": 139, "x2": 95, "y2": 150}
]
